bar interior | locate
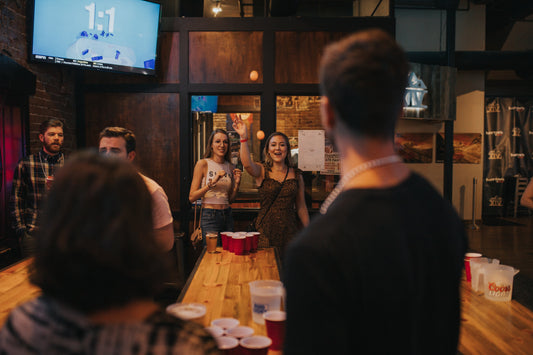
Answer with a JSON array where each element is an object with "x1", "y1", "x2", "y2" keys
[{"x1": 1, "y1": 0, "x2": 533, "y2": 354}]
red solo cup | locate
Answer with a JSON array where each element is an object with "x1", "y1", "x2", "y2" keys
[
  {"x1": 204, "y1": 325, "x2": 224, "y2": 338},
  {"x1": 240, "y1": 336, "x2": 272, "y2": 355},
  {"x1": 233, "y1": 235, "x2": 246, "y2": 255},
  {"x1": 464, "y1": 252, "x2": 482, "y2": 283},
  {"x1": 250, "y1": 232, "x2": 259, "y2": 252},
  {"x1": 228, "y1": 234, "x2": 235, "y2": 253},
  {"x1": 221, "y1": 232, "x2": 232, "y2": 251},
  {"x1": 226, "y1": 326, "x2": 254, "y2": 339},
  {"x1": 263, "y1": 310, "x2": 286, "y2": 351},
  {"x1": 244, "y1": 234, "x2": 253, "y2": 254},
  {"x1": 216, "y1": 336, "x2": 240, "y2": 355}
]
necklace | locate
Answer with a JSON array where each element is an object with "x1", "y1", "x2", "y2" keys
[
  {"x1": 38, "y1": 151, "x2": 50, "y2": 178},
  {"x1": 319, "y1": 155, "x2": 403, "y2": 214}
]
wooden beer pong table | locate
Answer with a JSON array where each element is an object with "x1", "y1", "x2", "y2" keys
[
  {"x1": 2, "y1": 254, "x2": 533, "y2": 354},
  {"x1": 178, "y1": 247, "x2": 282, "y2": 354}
]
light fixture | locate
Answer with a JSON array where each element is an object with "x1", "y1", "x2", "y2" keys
[{"x1": 212, "y1": 0, "x2": 222, "y2": 16}]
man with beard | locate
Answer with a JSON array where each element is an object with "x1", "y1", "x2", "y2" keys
[{"x1": 12, "y1": 119, "x2": 65, "y2": 256}]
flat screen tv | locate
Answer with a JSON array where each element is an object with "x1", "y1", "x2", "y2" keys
[{"x1": 29, "y1": 0, "x2": 161, "y2": 75}]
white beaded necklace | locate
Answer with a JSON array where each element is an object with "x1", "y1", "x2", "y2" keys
[{"x1": 319, "y1": 155, "x2": 403, "y2": 214}]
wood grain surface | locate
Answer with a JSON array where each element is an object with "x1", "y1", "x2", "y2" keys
[
  {"x1": 0, "y1": 258, "x2": 40, "y2": 325},
  {"x1": 2, "y1": 255, "x2": 533, "y2": 355},
  {"x1": 458, "y1": 279, "x2": 533, "y2": 355},
  {"x1": 178, "y1": 247, "x2": 282, "y2": 354}
]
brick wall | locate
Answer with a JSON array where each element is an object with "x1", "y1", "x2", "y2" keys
[
  {"x1": 0, "y1": 0, "x2": 77, "y2": 154},
  {"x1": 276, "y1": 95, "x2": 322, "y2": 146}
]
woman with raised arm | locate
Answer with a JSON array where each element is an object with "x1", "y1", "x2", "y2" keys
[
  {"x1": 233, "y1": 118, "x2": 309, "y2": 253},
  {"x1": 189, "y1": 129, "x2": 242, "y2": 243}
]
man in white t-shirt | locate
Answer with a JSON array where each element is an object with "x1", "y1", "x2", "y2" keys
[{"x1": 98, "y1": 127, "x2": 174, "y2": 251}]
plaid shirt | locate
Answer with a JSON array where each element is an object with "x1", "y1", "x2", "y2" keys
[{"x1": 11, "y1": 149, "x2": 65, "y2": 233}]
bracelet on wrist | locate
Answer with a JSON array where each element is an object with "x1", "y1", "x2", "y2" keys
[{"x1": 240, "y1": 138, "x2": 248, "y2": 143}]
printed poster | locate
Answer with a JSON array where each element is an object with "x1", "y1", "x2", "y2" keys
[{"x1": 298, "y1": 130, "x2": 325, "y2": 171}]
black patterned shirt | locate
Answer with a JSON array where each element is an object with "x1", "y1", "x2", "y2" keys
[
  {"x1": 0, "y1": 296, "x2": 221, "y2": 355},
  {"x1": 11, "y1": 149, "x2": 65, "y2": 233}
]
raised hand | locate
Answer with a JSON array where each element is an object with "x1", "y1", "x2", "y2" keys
[{"x1": 232, "y1": 119, "x2": 247, "y2": 139}]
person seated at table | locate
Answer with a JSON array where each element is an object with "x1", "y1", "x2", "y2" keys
[
  {"x1": 231, "y1": 121, "x2": 309, "y2": 253},
  {"x1": 0, "y1": 152, "x2": 220, "y2": 355},
  {"x1": 189, "y1": 129, "x2": 242, "y2": 243}
]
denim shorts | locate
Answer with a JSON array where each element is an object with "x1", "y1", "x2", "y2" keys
[{"x1": 201, "y1": 207, "x2": 234, "y2": 245}]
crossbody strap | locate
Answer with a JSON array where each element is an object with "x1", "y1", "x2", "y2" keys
[{"x1": 255, "y1": 167, "x2": 289, "y2": 228}]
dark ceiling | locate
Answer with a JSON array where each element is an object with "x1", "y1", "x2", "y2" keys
[{"x1": 173, "y1": 0, "x2": 533, "y2": 51}]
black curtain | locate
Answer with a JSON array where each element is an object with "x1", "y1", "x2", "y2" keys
[{"x1": 483, "y1": 97, "x2": 533, "y2": 217}]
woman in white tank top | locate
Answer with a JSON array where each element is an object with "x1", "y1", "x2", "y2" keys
[{"x1": 189, "y1": 129, "x2": 242, "y2": 244}]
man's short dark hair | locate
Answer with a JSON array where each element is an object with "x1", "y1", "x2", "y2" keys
[
  {"x1": 30, "y1": 151, "x2": 170, "y2": 313},
  {"x1": 99, "y1": 126, "x2": 136, "y2": 153},
  {"x1": 39, "y1": 119, "x2": 64, "y2": 135},
  {"x1": 319, "y1": 28, "x2": 409, "y2": 139}
]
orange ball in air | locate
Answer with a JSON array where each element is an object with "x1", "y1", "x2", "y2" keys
[
  {"x1": 249, "y1": 70, "x2": 259, "y2": 81},
  {"x1": 257, "y1": 130, "x2": 265, "y2": 140}
]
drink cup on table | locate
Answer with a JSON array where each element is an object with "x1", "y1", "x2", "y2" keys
[
  {"x1": 263, "y1": 310, "x2": 286, "y2": 351},
  {"x1": 211, "y1": 317, "x2": 240, "y2": 331},
  {"x1": 470, "y1": 257, "x2": 488, "y2": 292},
  {"x1": 250, "y1": 232, "x2": 259, "y2": 252},
  {"x1": 206, "y1": 232, "x2": 218, "y2": 253},
  {"x1": 166, "y1": 303, "x2": 206, "y2": 323},
  {"x1": 221, "y1": 232, "x2": 232, "y2": 251},
  {"x1": 464, "y1": 252, "x2": 482, "y2": 283},
  {"x1": 216, "y1": 336, "x2": 240, "y2": 355},
  {"x1": 233, "y1": 235, "x2": 246, "y2": 255},
  {"x1": 204, "y1": 325, "x2": 225, "y2": 338},
  {"x1": 249, "y1": 280, "x2": 284, "y2": 324},
  {"x1": 244, "y1": 233, "x2": 253, "y2": 254},
  {"x1": 240, "y1": 336, "x2": 272, "y2": 355},
  {"x1": 226, "y1": 325, "x2": 254, "y2": 339}
]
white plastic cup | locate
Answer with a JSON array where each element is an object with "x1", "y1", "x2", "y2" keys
[
  {"x1": 166, "y1": 303, "x2": 206, "y2": 321},
  {"x1": 204, "y1": 325, "x2": 225, "y2": 338},
  {"x1": 249, "y1": 280, "x2": 284, "y2": 324},
  {"x1": 225, "y1": 325, "x2": 254, "y2": 339},
  {"x1": 211, "y1": 317, "x2": 240, "y2": 330}
]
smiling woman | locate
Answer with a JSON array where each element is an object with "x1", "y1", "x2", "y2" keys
[
  {"x1": 232, "y1": 119, "x2": 309, "y2": 255},
  {"x1": 189, "y1": 129, "x2": 242, "y2": 245}
]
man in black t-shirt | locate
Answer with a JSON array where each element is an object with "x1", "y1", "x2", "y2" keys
[{"x1": 283, "y1": 29, "x2": 467, "y2": 355}]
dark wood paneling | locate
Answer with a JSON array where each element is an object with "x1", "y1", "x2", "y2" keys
[
  {"x1": 159, "y1": 32, "x2": 180, "y2": 83},
  {"x1": 275, "y1": 31, "x2": 348, "y2": 83},
  {"x1": 189, "y1": 32, "x2": 263, "y2": 84},
  {"x1": 84, "y1": 93, "x2": 180, "y2": 210}
]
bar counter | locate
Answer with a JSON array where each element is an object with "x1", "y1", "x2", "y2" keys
[{"x1": 1, "y1": 254, "x2": 533, "y2": 354}]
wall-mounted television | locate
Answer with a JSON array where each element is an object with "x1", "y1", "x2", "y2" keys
[{"x1": 29, "y1": 0, "x2": 161, "y2": 75}]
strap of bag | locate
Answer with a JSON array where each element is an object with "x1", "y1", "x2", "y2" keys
[
  {"x1": 193, "y1": 201, "x2": 203, "y2": 230},
  {"x1": 255, "y1": 167, "x2": 289, "y2": 229}
]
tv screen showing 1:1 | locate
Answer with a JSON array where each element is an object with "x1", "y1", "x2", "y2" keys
[{"x1": 31, "y1": 0, "x2": 161, "y2": 75}]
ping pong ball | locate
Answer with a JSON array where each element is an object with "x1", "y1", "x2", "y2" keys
[
  {"x1": 257, "y1": 130, "x2": 265, "y2": 140},
  {"x1": 250, "y1": 70, "x2": 259, "y2": 81}
]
